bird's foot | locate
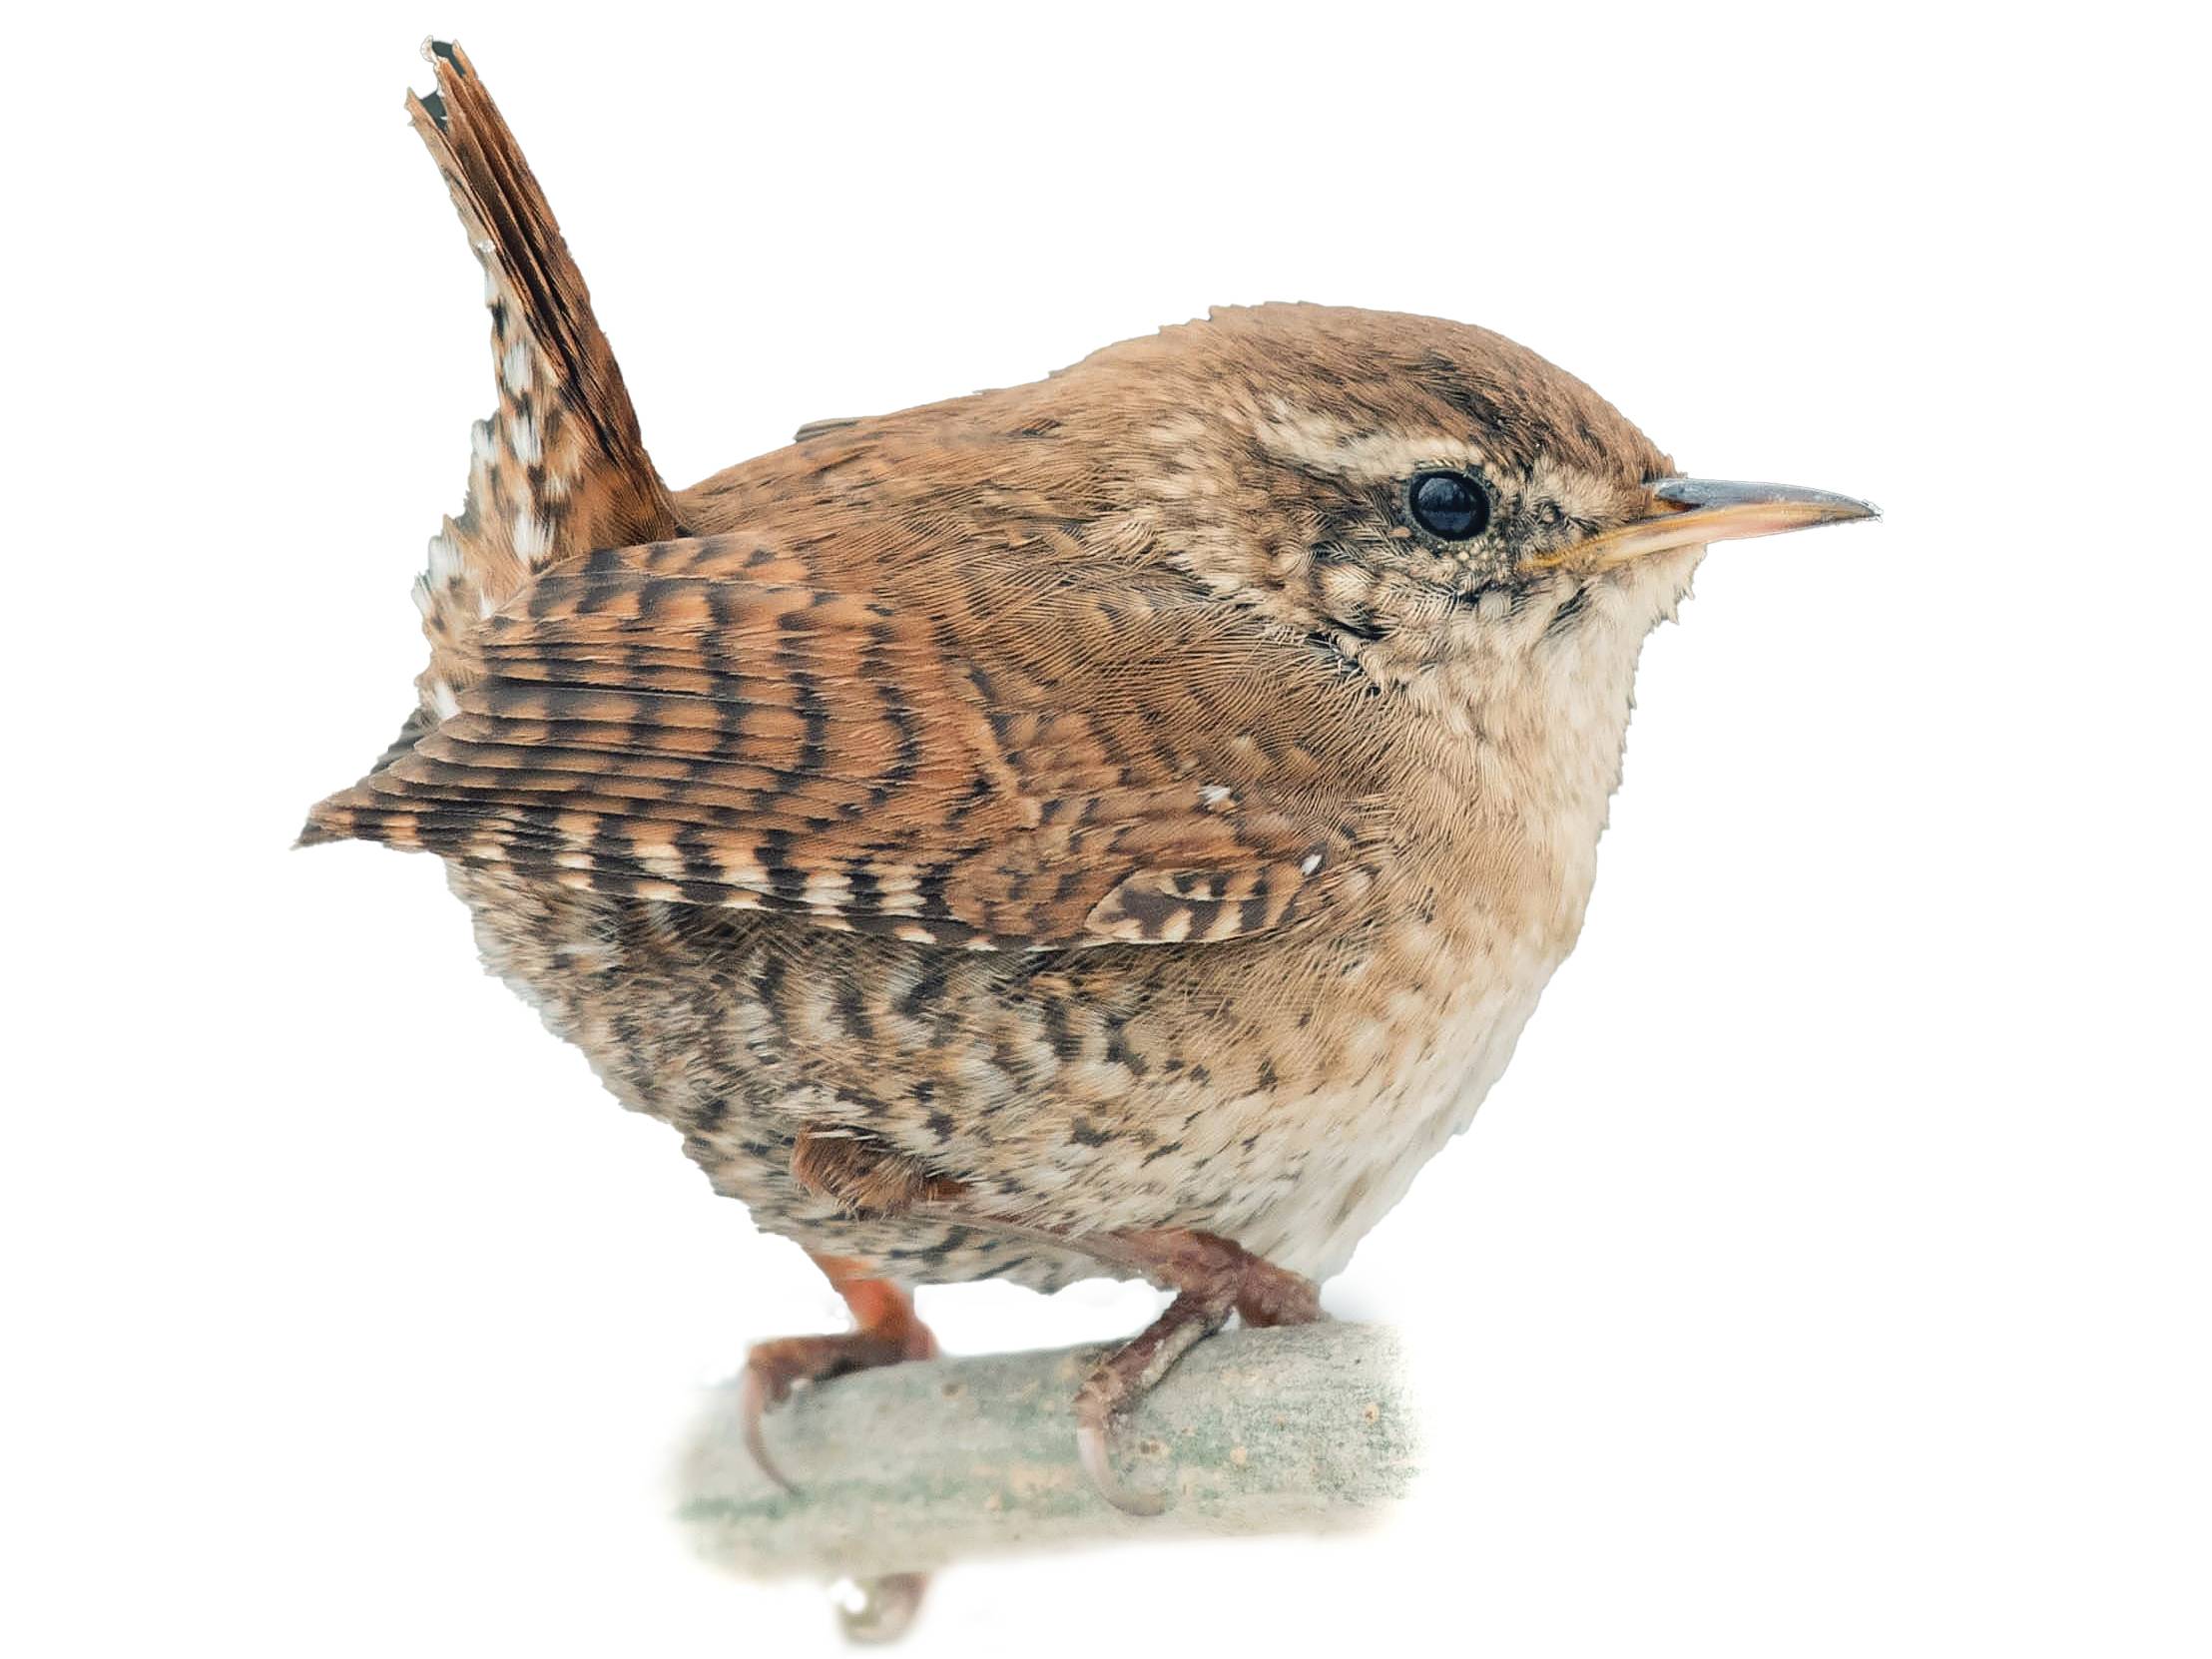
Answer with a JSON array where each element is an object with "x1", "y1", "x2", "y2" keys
[
  {"x1": 1073, "y1": 1229, "x2": 1323, "y2": 1515},
  {"x1": 741, "y1": 1255, "x2": 937, "y2": 1494},
  {"x1": 742, "y1": 1256, "x2": 937, "y2": 1643}
]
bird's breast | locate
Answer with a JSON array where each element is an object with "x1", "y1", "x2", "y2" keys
[{"x1": 1217, "y1": 866, "x2": 1591, "y2": 1280}]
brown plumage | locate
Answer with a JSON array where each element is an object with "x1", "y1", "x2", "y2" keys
[{"x1": 303, "y1": 42, "x2": 1873, "y2": 1547}]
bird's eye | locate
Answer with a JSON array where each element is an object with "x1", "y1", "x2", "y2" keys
[{"x1": 1406, "y1": 471, "x2": 1490, "y2": 540}]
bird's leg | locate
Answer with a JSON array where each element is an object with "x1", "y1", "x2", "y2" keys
[
  {"x1": 739, "y1": 1245, "x2": 940, "y2": 1644},
  {"x1": 774, "y1": 1128, "x2": 1323, "y2": 1516},
  {"x1": 740, "y1": 1250, "x2": 938, "y2": 1494},
  {"x1": 741, "y1": 1126, "x2": 956, "y2": 1488},
  {"x1": 742, "y1": 1250, "x2": 938, "y2": 1642},
  {"x1": 1072, "y1": 1228, "x2": 1324, "y2": 1515},
  {"x1": 752, "y1": 1126, "x2": 961, "y2": 1643}
]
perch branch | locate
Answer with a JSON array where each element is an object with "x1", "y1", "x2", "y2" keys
[{"x1": 674, "y1": 1323, "x2": 1416, "y2": 1580}]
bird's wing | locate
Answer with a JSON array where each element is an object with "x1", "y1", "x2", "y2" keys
[{"x1": 302, "y1": 531, "x2": 1391, "y2": 950}]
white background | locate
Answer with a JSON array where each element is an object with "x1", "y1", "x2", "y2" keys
[{"x1": 6, "y1": 3, "x2": 2206, "y2": 1654}]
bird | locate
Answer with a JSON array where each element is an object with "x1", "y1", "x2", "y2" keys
[{"x1": 302, "y1": 36, "x2": 1874, "y2": 1584}]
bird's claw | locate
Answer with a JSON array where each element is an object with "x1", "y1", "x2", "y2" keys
[
  {"x1": 1074, "y1": 1383, "x2": 1170, "y2": 1517},
  {"x1": 738, "y1": 1357, "x2": 801, "y2": 1494},
  {"x1": 1062, "y1": 1230, "x2": 1326, "y2": 1515},
  {"x1": 739, "y1": 1322, "x2": 930, "y2": 1495}
]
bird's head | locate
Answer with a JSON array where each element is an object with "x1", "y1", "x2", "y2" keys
[{"x1": 1067, "y1": 303, "x2": 1874, "y2": 690}]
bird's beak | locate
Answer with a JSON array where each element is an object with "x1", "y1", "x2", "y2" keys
[{"x1": 1544, "y1": 477, "x2": 1880, "y2": 572}]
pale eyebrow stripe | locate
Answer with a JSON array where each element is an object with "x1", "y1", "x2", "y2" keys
[
  {"x1": 1253, "y1": 405, "x2": 1487, "y2": 482},
  {"x1": 1253, "y1": 405, "x2": 1626, "y2": 529}
]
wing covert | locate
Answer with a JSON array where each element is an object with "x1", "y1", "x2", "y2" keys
[{"x1": 304, "y1": 534, "x2": 1386, "y2": 950}]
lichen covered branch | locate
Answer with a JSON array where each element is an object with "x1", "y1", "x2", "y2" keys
[{"x1": 675, "y1": 1324, "x2": 1416, "y2": 1581}]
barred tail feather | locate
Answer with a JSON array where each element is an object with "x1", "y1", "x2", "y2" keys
[
  {"x1": 301, "y1": 41, "x2": 681, "y2": 849},
  {"x1": 405, "y1": 38, "x2": 677, "y2": 708}
]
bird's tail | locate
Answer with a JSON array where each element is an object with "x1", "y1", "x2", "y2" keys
[{"x1": 405, "y1": 40, "x2": 677, "y2": 695}]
